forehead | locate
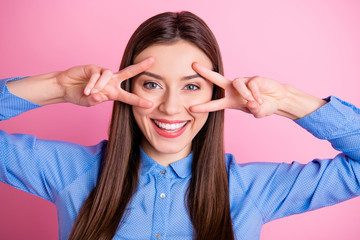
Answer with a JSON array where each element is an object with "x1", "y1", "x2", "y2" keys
[{"x1": 133, "y1": 40, "x2": 213, "y2": 76}]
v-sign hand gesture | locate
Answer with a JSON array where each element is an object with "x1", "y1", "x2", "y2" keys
[
  {"x1": 58, "y1": 57, "x2": 155, "y2": 107},
  {"x1": 190, "y1": 62, "x2": 287, "y2": 118},
  {"x1": 190, "y1": 62, "x2": 325, "y2": 120}
]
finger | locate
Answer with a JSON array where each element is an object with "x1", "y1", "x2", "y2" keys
[
  {"x1": 91, "y1": 69, "x2": 113, "y2": 94},
  {"x1": 114, "y1": 57, "x2": 155, "y2": 83},
  {"x1": 78, "y1": 92, "x2": 103, "y2": 107},
  {"x1": 84, "y1": 67, "x2": 101, "y2": 96},
  {"x1": 89, "y1": 92, "x2": 104, "y2": 104},
  {"x1": 117, "y1": 90, "x2": 153, "y2": 108},
  {"x1": 245, "y1": 100, "x2": 265, "y2": 119},
  {"x1": 232, "y1": 78, "x2": 254, "y2": 101},
  {"x1": 192, "y1": 62, "x2": 230, "y2": 89},
  {"x1": 247, "y1": 78, "x2": 263, "y2": 105},
  {"x1": 190, "y1": 98, "x2": 228, "y2": 113}
]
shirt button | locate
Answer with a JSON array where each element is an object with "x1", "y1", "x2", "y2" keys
[
  {"x1": 160, "y1": 193, "x2": 166, "y2": 199},
  {"x1": 156, "y1": 233, "x2": 162, "y2": 238},
  {"x1": 160, "y1": 170, "x2": 166, "y2": 175}
]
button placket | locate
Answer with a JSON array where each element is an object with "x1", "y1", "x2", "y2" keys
[{"x1": 151, "y1": 168, "x2": 170, "y2": 239}]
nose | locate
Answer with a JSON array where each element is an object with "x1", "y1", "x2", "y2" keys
[{"x1": 158, "y1": 90, "x2": 184, "y2": 115}]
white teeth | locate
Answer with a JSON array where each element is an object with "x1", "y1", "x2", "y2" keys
[{"x1": 154, "y1": 120, "x2": 187, "y2": 131}]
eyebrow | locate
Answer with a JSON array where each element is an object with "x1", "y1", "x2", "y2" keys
[{"x1": 138, "y1": 71, "x2": 205, "y2": 81}]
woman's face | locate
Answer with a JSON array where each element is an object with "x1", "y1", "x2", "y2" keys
[{"x1": 132, "y1": 40, "x2": 213, "y2": 165}]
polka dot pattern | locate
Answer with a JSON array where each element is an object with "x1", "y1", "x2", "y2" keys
[{"x1": 1, "y1": 77, "x2": 360, "y2": 239}]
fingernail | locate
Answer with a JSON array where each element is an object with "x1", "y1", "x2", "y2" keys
[
  {"x1": 145, "y1": 101, "x2": 153, "y2": 108},
  {"x1": 85, "y1": 89, "x2": 90, "y2": 95},
  {"x1": 147, "y1": 57, "x2": 155, "y2": 63},
  {"x1": 258, "y1": 97, "x2": 263, "y2": 105},
  {"x1": 190, "y1": 106, "x2": 199, "y2": 112},
  {"x1": 91, "y1": 89, "x2": 99, "y2": 94}
]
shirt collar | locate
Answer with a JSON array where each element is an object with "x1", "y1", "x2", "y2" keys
[
  {"x1": 169, "y1": 152, "x2": 193, "y2": 178},
  {"x1": 140, "y1": 148, "x2": 193, "y2": 178}
]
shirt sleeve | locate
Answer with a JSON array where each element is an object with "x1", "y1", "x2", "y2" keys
[
  {"x1": 0, "y1": 77, "x2": 106, "y2": 203},
  {"x1": 0, "y1": 77, "x2": 41, "y2": 120},
  {"x1": 229, "y1": 96, "x2": 360, "y2": 223}
]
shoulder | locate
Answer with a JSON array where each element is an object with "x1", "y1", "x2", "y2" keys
[
  {"x1": 225, "y1": 153, "x2": 280, "y2": 174},
  {"x1": 1, "y1": 130, "x2": 108, "y2": 162},
  {"x1": 39, "y1": 139, "x2": 108, "y2": 174},
  {"x1": 225, "y1": 153, "x2": 285, "y2": 190}
]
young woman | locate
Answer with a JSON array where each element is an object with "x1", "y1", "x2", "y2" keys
[{"x1": 1, "y1": 11, "x2": 359, "y2": 240}]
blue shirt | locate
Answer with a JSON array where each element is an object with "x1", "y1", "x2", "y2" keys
[{"x1": 1, "y1": 77, "x2": 360, "y2": 240}]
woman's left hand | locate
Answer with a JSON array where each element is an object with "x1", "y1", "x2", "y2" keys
[
  {"x1": 190, "y1": 62, "x2": 288, "y2": 118},
  {"x1": 191, "y1": 62, "x2": 326, "y2": 120}
]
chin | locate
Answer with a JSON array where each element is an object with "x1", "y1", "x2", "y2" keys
[
  {"x1": 142, "y1": 137, "x2": 192, "y2": 160},
  {"x1": 154, "y1": 144, "x2": 189, "y2": 155}
]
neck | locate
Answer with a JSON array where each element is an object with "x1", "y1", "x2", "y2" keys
[{"x1": 140, "y1": 139, "x2": 191, "y2": 167}]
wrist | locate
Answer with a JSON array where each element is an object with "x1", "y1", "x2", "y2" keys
[
  {"x1": 276, "y1": 84, "x2": 326, "y2": 120},
  {"x1": 46, "y1": 71, "x2": 67, "y2": 104}
]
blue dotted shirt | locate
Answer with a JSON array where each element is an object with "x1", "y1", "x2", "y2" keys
[{"x1": 1, "y1": 77, "x2": 359, "y2": 240}]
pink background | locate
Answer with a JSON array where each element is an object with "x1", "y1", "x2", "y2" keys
[{"x1": 1, "y1": 0, "x2": 360, "y2": 239}]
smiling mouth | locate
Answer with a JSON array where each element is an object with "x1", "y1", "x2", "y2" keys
[{"x1": 152, "y1": 119, "x2": 189, "y2": 132}]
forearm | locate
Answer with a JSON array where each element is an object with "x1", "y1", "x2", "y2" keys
[
  {"x1": 6, "y1": 71, "x2": 65, "y2": 106},
  {"x1": 276, "y1": 84, "x2": 327, "y2": 120}
]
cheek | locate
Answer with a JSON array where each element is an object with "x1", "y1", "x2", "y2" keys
[
  {"x1": 198, "y1": 84, "x2": 214, "y2": 102},
  {"x1": 186, "y1": 92, "x2": 212, "y2": 109},
  {"x1": 132, "y1": 106, "x2": 152, "y2": 128},
  {"x1": 192, "y1": 112, "x2": 209, "y2": 130},
  {"x1": 132, "y1": 85, "x2": 162, "y2": 105},
  {"x1": 183, "y1": 84, "x2": 213, "y2": 107}
]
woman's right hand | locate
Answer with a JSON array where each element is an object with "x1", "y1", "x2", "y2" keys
[{"x1": 57, "y1": 57, "x2": 154, "y2": 107}]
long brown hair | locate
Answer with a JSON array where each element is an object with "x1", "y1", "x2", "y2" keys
[{"x1": 69, "y1": 11, "x2": 234, "y2": 240}]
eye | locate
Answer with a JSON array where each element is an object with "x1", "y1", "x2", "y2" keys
[
  {"x1": 184, "y1": 84, "x2": 200, "y2": 91},
  {"x1": 143, "y1": 82, "x2": 160, "y2": 89}
]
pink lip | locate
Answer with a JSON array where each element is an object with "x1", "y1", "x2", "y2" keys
[{"x1": 151, "y1": 119, "x2": 189, "y2": 138}]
